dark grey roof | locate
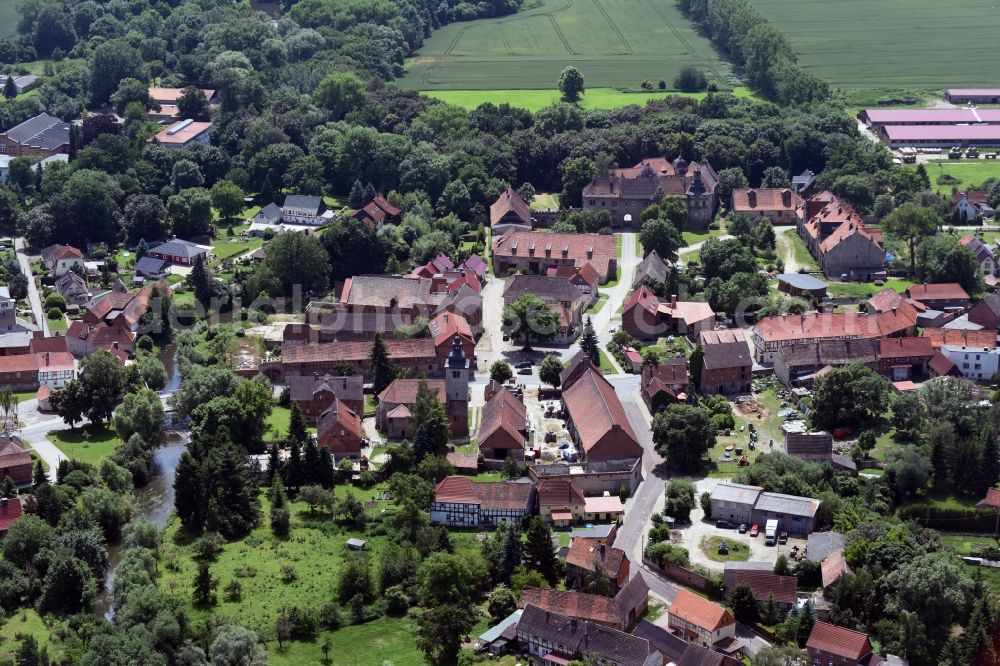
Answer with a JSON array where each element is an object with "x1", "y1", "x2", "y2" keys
[
  {"x1": 503, "y1": 274, "x2": 580, "y2": 303},
  {"x1": 755, "y1": 491, "x2": 820, "y2": 518},
  {"x1": 633, "y1": 620, "x2": 689, "y2": 662},
  {"x1": 633, "y1": 250, "x2": 670, "y2": 288},
  {"x1": 806, "y1": 531, "x2": 845, "y2": 561},
  {"x1": 259, "y1": 202, "x2": 282, "y2": 222},
  {"x1": 777, "y1": 273, "x2": 829, "y2": 291},
  {"x1": 678, "y1": 643, "x2": 738, "y2": 666},
  {"x1": 4, "y1": 112, "x2": 69, "y2": 150},
  {"x1": 283, "y1": 195, "x2": 323, "y2": 213},
  {"x1": 516, "y1": 605, "x2": 659, "y2": 666},
  {"x1": 148, "y1": 238, "x2": 209, "y2": 259},
  {"x1": 792, "y1": 169, "x2": 816, "y2": 192},
  {"x1": 135, "y1": 256, "x2": 169, "y2": 275},
  {"x1": 613, "y1": 574, "x2": 649, "y2": 617},
  {"x1": 287, "y1": 374, "x2": 363, "y2": 403}
]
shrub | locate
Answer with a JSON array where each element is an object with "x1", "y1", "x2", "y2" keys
[
  {"x1": 46, "y1": 307, "x2": 62, "y2": 320},
  {"x1": 44, "y1": 292, "x2": 66, "y2": 312},
  {"x1": 645, "y1": 542, "x2": 690, "y2": 567},
  {"x1": 192, "y1": 533, "x2": 224, "y2": 560},
  {"x1": 384, "y1": 585, "x2": 409, "y2": 615}
]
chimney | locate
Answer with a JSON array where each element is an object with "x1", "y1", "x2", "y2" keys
[
  {"x1": 587, "y1": 247, "x2": 594, "y2": 259},
  {"x1": 782, "y1": 190, "x2": 791, "y2": 207},
  {"x1": 748, "y1": 190, "x2": 757, "y2": 208},
  {"x1": 113, "y1": 341, "x2": 119, "y2": 350},
  {"x1": 1, "y1": 497, "x2": 6, "y2": 509},
  {"x1": 599, "y1": 544, "x2": 606, "y2": 558}
]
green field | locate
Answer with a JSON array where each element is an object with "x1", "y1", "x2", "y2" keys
[
  {"x1": 919, "y1": 160, "x2": 1000, "y2": 194},
  {"x1": 400, "y1": 0, "x2": 732, "y2": 90},
  {"x1": 751, "y1": 0, "x2": 1000, "y2": 89},
  {"x1": 0, "y1": 3, "x2": 17, "y2": 38},
  {"x1": 423, "y1": 86, "x2": 754, "y2": 111}
]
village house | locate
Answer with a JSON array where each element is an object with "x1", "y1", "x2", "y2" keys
[
  {"x1": 632, "y1": 250, "x2": 671, "y2": 289},
  {"x1": 565, "y1": 536, "x2": 630, "y2": 592},
  {"x1": 710, "y1": 482, "x2": 763, "y2": 526},
  {"x1": 40, "y1": 244, "x2": 85, "y2": 276},
  {"x1": 250, "y1": 195, "x2": 335, "y2": 233},
  {"x1": 821, "y1": 549, "x2": 851, "y2": 591},
  {"x1": 0, "y1": 112, "x2": 70, "y2": 157},
  {"x1": 66, "y1": 322, "x2": 135, "y2": 358},
  {"x1": 518, "y1": 575, "x2": 649, "y2": 632},
  {"x1": 621, "y1": 286, "x2": 715, "y2": 341},
  {"x1": 976, "y1": 487, "x2": 1000, "y2": 509},
  {"x1": 792, "y1": 169, "x2": 816, "y2": 196},
  {"x1": 377, "y1": 379, "x2": 455, "y2": 439},
  {"x1": 134, "y1": 256, "x2": 170, "y2": 279},
  {"x1": 537, "y1": 478, "x2": 587, "y2": 526},
  {"x1": 640, "y1": 360, "x2": 689, "y2": 413},
  {"x1": 784, "y1": 428, "x2": 834, "y2": 462},
  {"x1": 146, "y1": 238, "x2": 213, "y2": 267},
  {"x1": 806, "y1": 622, "x2": 879, "y2": 666},
  {"x1": 262, "y1": 338, "x2": 439, "y2": 383},
  {"x1": 585, "y1": 495, "x2": 624, "y2": 522},
  {"x1": 490, "y1": 187, "x2": 532, "y2": 232},
  {"x1": 55, "y1": 271, "x2": 92, "y2": 307},
  {"x1": 581, "y1": 156, "x2": 718, "y2": 229},
  {"x1": 798, "y1": 192, "x2": 885, "y2": 280},
  {"x1": 350, "y1": 194, "x2": 401, "y2": 229},
  {"x1": 773, "y1": 338, "x2": 878, "y2": 386},
  {"x1": 953, "y1": 191, "x2": 994, "y2": 222},
  {"x1": 0, "y1": 496, "x2": 22, "y2": 536},
  {"x1": 561, "y1": 357, "x2": 643, "y2": 463},
  {"x1": 666, "y1": 588, "x2": 737, "y2": 650},
  {"x1": 503, "y1": 273, "x2": 590, "y2": 343},
  {"x1": 921, "y1": 327, "x2": 997, "y2": 350},
  {"x1": 904, "y1": 283, "x2": 970, "y2": 310},
  {"x1": 147, "y1": 87, "x2": 218, "y2": 122},
  {"x1": 698, "y1": 328, "x2": 752, "y2": 395},
  {"x1": 876, "y1": 337, "x2": 935, "y2": 381},
  {"x1": 726, "y1": 571, "x2": 798, "y2": 613},
  {"x1": 0, "y1": 74, "x2": 39, "y2": 96},
  {"x1": 730, "y1": 188, "x2": 804, "y2": 224},
  {"x1": 941, "y1": 341, "x2": 1000, "y2": 380},
  {"x1": 286, "y1": 374, "x2": 364, "y2": 423},
  {"x1": 316, "y1": 399, "x2": 363, "y2": 457},
  {"x1": 430, "y1": 476, "x2": 536, "y2": 527},
  {"x1": 960, "y1": 234, "x2": 997, "y2": 277},
  {"x1": 751, "y1": 492, "x2": 820, "y2": 536},
  {"x1": 634, "y1": 620, "x2": 743, "y2": 666},
  {"x1": 528, "y1": 458, "x2": 642, "y2": 497},
  {"x1": 153, "y1": 119, "x2": 212, "y2": 150},
  {"x1": 428, "y1": 311, "x2": 477, "y2": 370},
  {"x1": 969, "y1": 293, "x2": 1000, "y2": 329},
  {"x1": 516, "y1": 604, "x2": 662, "y2": 666},
  {"x1": 478, "y1": 387, "x2": 529, "y2": 461},
  {"x1": 0, "y1": 433, "x2": 32, "y2": 485},
  {"x1": 492, "y1": 229, "x2": 618, "y2": 284},
  {"x1": 546, "y1": 263, "x2": 600, "y2": 302}
]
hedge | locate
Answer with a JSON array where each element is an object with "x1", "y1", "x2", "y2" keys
[{"x1": 897, "y1": 505, "x2": 997, "y2": 532}]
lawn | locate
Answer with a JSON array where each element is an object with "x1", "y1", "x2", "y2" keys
[
  {"x1": 826, "y1": 278, "x2": 914, "y2": 299},
  {"x1": 586, "y1": 293, "x2": 609, "y2": 314},
  {"x1": 398, "y1": 0, "x2": 733, "y2": 91},
  {"x1": 270, "y1": 618, "x2": 425, "y2": 666},
  {"x1": 700, "y1": 535, "x2": 749, "y2": 563},
  {"x1": 614, "y1": 233, "x2": 623, "y2": 258},
  {"x1": 47, "y1": 424, "x2": 120, "y2": 466},
  {"x1": 775, "y1": 228, "x2": 818, "y2": 272},
  {"x1": 265, "y1": 405, "x2": 317, "y2": 439},
  {"x1": 420, "y1": 86, "x2": 755, "y2": 111},
  {"x1": 0, "y1": 610, "x2": 52, "y2": 663},
  {"x1": 47, "y1": 314, "x2": 67, "y2": 332},
  {"x1": 597, "y1": 347, "x2": 618, "y2": 374},
  {"x1": 752, "y1": 0, "x2": 1000, "y2": 89},
  {"x1": 531, "y1": 193, "x2": 559, "y2": 211},
  {"x1": 682, "y1": 229, "x2": 721, "y2": 246},
  {"x1": 915, "y1": 159, "x2": 1000, "y2": 195},
  {"x1": 211, "y1": 237, "x2": 263, "y2": 262}
]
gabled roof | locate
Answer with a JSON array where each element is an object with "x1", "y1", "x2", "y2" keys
[
  {"x1": 806, "y1": 621, "x2": 872, "y2": 661},
  {"x1": 490, "y1": 187, "x2": 532, "y2": 227},
  {"x1": 922, "y1": 328, "x2": 997, "y2": 349},
  {"x1": 731, "y1": 188, "x2": 803, "y2": 212},
  {"x1": 134, "y1": 256, "x2": 169, "y2": 276},
  {"x1": 732, "y1": 570, "x2": 797, "y2": 605},
  {"x1": 699, "y1": 329, "x2": 750, "y2": 369},
  {"x1": 4, "y1": 112, "x2": 69, "y2": 150},
  {"x1": 281, "y1": 338, "x2": 435, "y2": 364},
  {"x1": 623, "y1": 285, "x2": 659, "y2": 316},
  {"x1": 633, "y1": 620, "x2": 690, "y2": 663},
  {"x1": 518, "y1": 587, "x2": 622, "y2": 626},
  {"x1": 287, "y1": 374, "x2": 363, "y2": 403},
  {"x1": 433, "y1": 475, "x2": 479, "y2": 505},
  {"x1": 905, "y1": 282, "x2": 970, "y2": 302},
  {"x1": 633, "y1": 250, "x2": 670, "y2": 287},
  {"x1": 148, "y1": 238, "x2": 210, "y2": 260},
  {"x1": 479, "y1": 388, "x2": 526, "y2": 447},
  {"x1": 516, "y1": 604, "x2": 659, "y2": 666},
  {"x1": 317, "y1": 399, "x2": 361, "y2": 438},
  {"x1": 428, "y1": 311, "x2": 473, "y2": 348},
  {"x1": 340, "y1": 275, "x2": 436, "y2": 309},
  {"x1": 154, "y1": 120, "x2": 211, "y2": 145},
  {"x1": 538, "y1": 478, "x2": 585, "y2": 507},
  {"x1": 377, "y1": 378, "x2": 445, "y2": 405},
  {"x1": 258, "y1": 202, "x2": 283, "y2": 221},
  {"x1": 461, "y1": 254, "x2": 488, "y2": 277},
  {"x1": 819, "y1": 218, "x2": 882, "y2": 254},
  {"x1": 877, "y1": 336, "x2": 934, "y2": 359},
  {"x1": 977, "y1": 487, "x2": 1000, "y2": 509},
  {"x1": 754, "y1": 491, "x2": 820, "y2": 518},
  {"x1": 821, "y1": 549, "x2": 850, "y2": 588},
  {"x1": 566, "y1": 537, "x2": 627, "y2": 577},
  {"x1": 562, "y1": 365, "x2": 641, "y2": 457},
  {"x1": 669, "y1": 588, "x2": 734, "y2": 632},
  {"x1": 492, "y1": 230, "x2": 616, "y2": 267},
  {"x1": 710, "y1": 482, "x2": 762, "y2": 505},
  {"x1": 0, "y1": 436, "x2": 30, "y2": 471},
  {"x1": 0, "y1": 497, "x2": 22, "y2": 533},
  {"x1": 282, "y1": 194, "x2": 323, "y2": 213},
  {"x1": 503, "y1": 274, "x2": 581, "y2": 303},
  {"x1": 473, "y1": 482, "x2": 533, "y2": 511}
]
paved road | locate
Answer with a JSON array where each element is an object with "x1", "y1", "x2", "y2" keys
[
  {"x1": 678, "y1": 233, "x2": 733, "y2": 256},
  {"x1": 20, "y1": 415, "x2": 71, "y2": 483},
  {"x1": 14, "y1": 237, "x2": 48, "y2": 336}
]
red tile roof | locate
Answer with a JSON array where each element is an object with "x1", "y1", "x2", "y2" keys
[
  {"x1": 905, "y1": 283, "x2": 970, "y2": 302},
  {"x1": 821, "y1": 549, "x2": 850, "y2": 588},
  {"x1": 318, "y1": 398, "x2": 361, "y2": 440},
  {"x1": 977, "y1": 487, "x2": 1000, "y2": 509},
  {"x1": 754, "y1": 309, "x2": 917, "y2": 344},
  {"x1": 731, "y1": 188, "x2": 803, "y2": 213},
  {"x1": 566, "y1": 537, "x2": 627, "y2": 577},
  {"x1": 378, "y1": 378, "x2": 445, "y2": 405},
  {"x1": 669, "y1": 588, "x2": 735, "y2": 632},
  {"x1": 428, "y1": 311, "x2": 473, "y2": 348},
  {"x1": 433, "y1": 476, "x2": 479, "y2": 505},
  {"x1": 474, "y1": 482, "x2": 534, "y2": 511},
  {"x1": 623, "y1": 285, "x2": 659, "y2": 316},
  {"x1": 538, "y1": 479, "x2": 586, "y2": 507},
  {"x1": 922, "y1": 328, "x2": 997, "y2": 349},
  {"x1": 819, "y1": 218, "x2": 881, "y2": 254},
  {"x1": 28, "y1": 334, "x2": 68, "y2": 355},
  {"x1": 806, "y1": 621, "x2": 872, "y2": 661},
  {"x1": 732, "y1": 570, "x2": 797, "y2": 605},
  {"x1": 490, "y1": 187, "x2": 532, "y2": 227},
  {"x1": 479, "y1": 388, "x2": 526, "y2": 449},
  {"x1": 877, "y1": 337, "x2": 934, "y2": 359},
  {"x1": 0, "y1": 437, "x2": 30, "y2": 472},
  {"x1": 928, "y1": 351, "x2": 959, "y2": 376},
  {"x1": 519, "y1": 587, "x2": 622, "y2": 627},
  {"x1": 0, "y1": 497, "x2": 22, "y2": 533},
  {"x1": 492, "y1": 230, "x2": 616, "y2": 276},
  {"x1": 282, "y1": 338, "x2": 436, "y2": 364},
  {"x1": 561, "y1": 365, "x2": 641, "y2": 459},
  {"x1": 0, "y1": 354, "x2": 37, "y2": 373}
]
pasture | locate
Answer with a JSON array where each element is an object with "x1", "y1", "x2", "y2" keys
[
  {"x1": 751, "y1": 0, "x2": 1000, "y2": 89},
  {"x1": 0, "y1": 3, "x2": 18, "y2": 38},
  {"x1": 423, "y1": 86, "x2": 754, "y2": 111},
  {"x1": 918, "y1": 159, "x2": 1000, "y2": 194},
  {"x1": 399, "y1": 0, "x2": 731, "y2": 90}
]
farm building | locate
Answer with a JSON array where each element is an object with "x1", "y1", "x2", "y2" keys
[
  {"x1": 947, "y1": 88, "x2": 1000, "y2": 104},
  {"x1": 730, "y1": 188, "x2": 804, "y2": 224},
  {"x1": 861, "y1": 108, "x2": 1000, "y2": 128},
  {"x1": 776, "y1": 273, "x2": 828, "y2": 299},
  {"x1": 878, "y1": 124, "x2": 1000, "y2": 148}
]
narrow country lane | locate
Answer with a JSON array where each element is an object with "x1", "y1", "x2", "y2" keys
[{"x1": 15, "y1": 237, "x2": 48, "y2": 337}]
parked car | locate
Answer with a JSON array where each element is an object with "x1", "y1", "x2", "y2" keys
[
  {"x1": 517, "y1": 367, "x2": 532, "y2": 375},
  {"x1": 515, "y1": 361, "x2": 532, "y2": 369},
  {"x1": 715, "y1": 520, "x2": 734, "y2": 529},
  {"x1": 832, "y1": 426, "x2": 853, "y2": 438},
  {"x1": 738, "y1": 523, "x2": 748, "y2": 534},
  {"x1": 750, "y1": 524, "x2": 759, "y2": 537},
  {"x1": 778, "y1": 531, "x2": 789, "y2": 544}
]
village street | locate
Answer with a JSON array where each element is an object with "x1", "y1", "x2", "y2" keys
[{"x1": 15, "y1": 237, "x2": 48, "y2": 337}]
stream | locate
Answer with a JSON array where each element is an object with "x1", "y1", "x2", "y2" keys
[{"x1": 98, "y1": 345, "x2": 186, "y2": 620}]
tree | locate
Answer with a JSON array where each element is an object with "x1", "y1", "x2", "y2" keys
[
  {"x1": 48, "y1": 170, "x2": 124, "y2": 246},
  {"x1": 299, "y1": 485, "x2": 335, "y2": 514},
  {"x1": 315, "y1": 72, "x2": 368, "y2": 120},
  {"x1": 639, "y1": 217, "x2": 683, "y2": 262},
  {"x1": 38, "y1": 552, "x2": 96, "y2": 615},
  {"x1": 369, "y1": 332, "x2": 395, "y2": 396},
  {"x1": 172, "y1": 159, "x2": 205, "y2": 190},
  {"x1": 49, "y1": 379, "x2": 87, "y2": 429},
  {"x1": 652, "y1": 404, "x2": 715, "y2": 472},
  {"x1": 916, "y1": 236, "x2": 980, "y2": 295},
  {"x1": 3, "y1": 76, "x2": 16, "y2": 101},
  {"x1": 714, "y1": 167, "x2": 749, "y2": 204},
  {"x1": 753, "y1": 645, "x2": 807, "y2": 666},
  {"x1": 2, "y1": 515, "x2": 55, "y2": 568},
  {"x1": 882, "y1": 203, "x2": 941, "y2": 276},
  {"x1": 761, "y1": 592, "x2": 781, "y2": 625},
  {"x1": 210, "y1": 180, "x2": 245, "y2": 221},
  {"x1": 77, "y1": 350, "x2": 126, "y2": 426},
  {"x1": 579, "y1": 317, "x2": 600, "y2": 364},
  {"x1": 559, "y1": 66, "x2": 585, "y2": 102},
  {"x1": 258, "y1": 232, "x2": 330, "y2": 295},
  {"x1": 584, "y1": 561, "x2": 614, "y2": 597},
  {"x1": 537, "y1": 355, "x2": 562, "y2": 388},
  {"x1": 729, "y1": 582, "x2": 759, "y2": 623},
  {"x1": 811, "y1": 362, "x2": 891, "y2": 431},
  {"x1": 559, "y1": 156, "x2": 597, "y2": 208},
  {"x1": 168, "y1": 188, "x2": 214, "y2": 238},
  {"x1": 490, "y1": 360, "x2": 513, "y2": 384},
  {"x1": 90, "y1": 40, "x2": 145, "y2": 106},
  {"x1": 113, "y1": 388, "x2": 165, "y2": 446},
  {"x1": 177, "y1": 87, "x2": 210, "y2": 121},
  {"x1": 503, "y1": 294, "x2": 560, "y2": 350},
  {"x1": 208, "y1": 626, "x2": 266, "y2": 666},
  {"x1": 674, "y1": 66, "x2": 708, "y2": 91},
  {"x1": 416, "y1": 604, "x2": 476, "y2": 664},
  {"x1": 664, "y1": 478, "x2": 697, "y2": 522},
  {"x1": 193, "y1": 562, "x2": 217, "y2": 607},
  {"x1": 487, "y1": 584, "x2": 518, "y2": 620},
  {"x1": 885, "y1": 445, "x2": 933, "y2": 499},
  {"x1": 700, "y1": 491, "x2": 712, "y2": 518},
  {"x1": 699, "y1": 237, "x2": 756, "y2": 281},
  {"x1": 889, "y1": 390, "x2": 925, "y2": 440},
  {"x1": 523, "y1": 516, "x2": 560, "y2": 585}
]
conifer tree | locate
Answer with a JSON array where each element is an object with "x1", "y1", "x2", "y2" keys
[
  {"x1": 370, "y1": 332, "x2": 395, "y2": 397},
  {"x1": 579, "y1": 317, "x2": 600, "y2": 365},
  {"x1": 266, "y1": 442, "x2": 281, "y2": 484},
  {"x1": 317, "y1": 447, "x2": 335, "y2": 489},
  {"x1": 523, "y1": 516, "x2": 560, "y2": 585}
]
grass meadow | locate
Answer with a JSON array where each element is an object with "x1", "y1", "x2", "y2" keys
[
  {"x1": 47, "y1": 424, "x2": 121, "y2": 467},
  {"x1": 917, "y1": 159, "x2": 1000, "y2": 194},
  {"x1": 423, "y1": 86, "x2": 754, "y2": 111},
  {"x1": 752, "y1": 0, "x2": 1000, "y2": 89},
  {"x1": 399, "y1": 0, "x2": 732, "y2": 90},
  {"x1": 0, "y1": 3, "x2": 17, "y2": 38}
]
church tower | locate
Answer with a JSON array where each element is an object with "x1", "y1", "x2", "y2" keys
[
  {"x1": 685, "y1": 167, "x2": 712, "y2": 230},
  {"x1": 444, "y1": 335, "x2": 470, "y2": 437}
]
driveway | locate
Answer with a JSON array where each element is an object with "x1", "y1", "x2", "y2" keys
[{"x1": 14, "y1": 237, "x2": 47, "y2": 336}]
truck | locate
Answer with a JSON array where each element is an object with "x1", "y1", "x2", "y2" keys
[{"x1": 764, "y1": 519, "x2": 779, "y2": 546}]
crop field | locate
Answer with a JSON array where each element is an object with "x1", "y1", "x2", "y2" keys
[
  {"x1": 399, "y1": 0, "x2": 731, "y2": 90},
  {"x1": 0, "y1": 3, "x2": 17, "y2": 38},
  {"x1": 751, "y1": 0, "x2": 1000, "y2": 89}
]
